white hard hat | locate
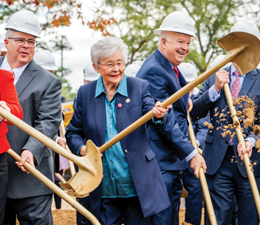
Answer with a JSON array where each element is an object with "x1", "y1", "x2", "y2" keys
[
  {"x1": 34, "y1": 50, "x2": 58, "y2": 71},
  {"x1": 5, "y1": 10, "x2": 41, "y2": 37},
  {"x1": 211, "y1": 55, "x2": 232, "y2": 69},
  {"x1": 178, "y1": 62, "x2": 197, "y2": 82},
  {"x1": 154, "y1": 11, "x2": 197, "y2": 40},
  {"x1": 230, "y1": 20, "x2": 260, "y2": 39},
  {"x1": 125, "y1": 63, "x2": 141, "y2": 77},
  {"x1": 83, "y1": 63, "x2": 100, "y2": 81},
  {"x1": 0, "y1": 39, "x2": 6, "y2": 52}
]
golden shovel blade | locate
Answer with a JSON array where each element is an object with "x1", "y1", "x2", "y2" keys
[
  {"x1": 60, "y1": 140, "x2": 103, "y2": 197},
  {"x1": 217, "y1": 32, "x2": 260, "y2": 75}
]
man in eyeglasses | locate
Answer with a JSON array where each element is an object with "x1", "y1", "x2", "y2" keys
[{"x1": 1, "y1": 10, "x2": 61, "y2": 225}]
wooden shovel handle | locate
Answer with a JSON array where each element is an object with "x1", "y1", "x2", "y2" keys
[
  {"x1": 187, "y1": 112, "x2": 217, "y2": 225},
  {"x1": 224, "y1": 83, "x2": 260, "y2": 217},
  {"x1": 99, "y1": 46, "x2": 246, "y2": 154},
  {"x1": 7, "y1": 149, "x2": 101, "y2": 225}
]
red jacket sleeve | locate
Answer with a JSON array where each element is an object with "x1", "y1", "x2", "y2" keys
[{"x1": 0, "y1": 70, "x2": 23, "y2": 125}]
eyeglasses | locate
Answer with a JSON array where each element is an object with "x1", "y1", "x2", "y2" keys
[
  {"x1": 8, "y1": 37, "x2": 37, "y2": 47},
  {"x1": 98, "y1": 60, "x2": 125, "y2": 68}
]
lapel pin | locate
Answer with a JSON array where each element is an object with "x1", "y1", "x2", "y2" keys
[
  {"x1": 118, "y1": 103, "x2": 122, "y2": 108},
  {"x1": 126, "y1": 98, "x2": 130, "y2": 103}
]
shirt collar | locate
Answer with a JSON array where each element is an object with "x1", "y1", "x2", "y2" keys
[
  {"x1": 1, "y1": 56, "x2": 29, "y2": 79},
  {"x1": 95, "y1": 74, "x2": 128, "y2": 98}
]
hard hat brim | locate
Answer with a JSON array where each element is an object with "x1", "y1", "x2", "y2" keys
[
  {"x1": 5, "y1": 27, "x2": 41, "y2": 38},
  {"x1": 84, "y1": 76, "x2": 100, "y2": 81},
  {"x1": 41, "y1": 65, "x2": 58, "y2": 71},
  {"x1": 154, "y1": 28, "x2": 198, "y2": 40}
]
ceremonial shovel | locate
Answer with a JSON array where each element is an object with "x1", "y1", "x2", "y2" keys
[
  {"x1": 0, "y1": 32, "x2": 259, "y2": 202},
  {"x1": 217, "y1": 32, "x2": 260, "y2": 217},
  {"x1": 187, "y1": 113, "x2": 217, "y2": 225}
]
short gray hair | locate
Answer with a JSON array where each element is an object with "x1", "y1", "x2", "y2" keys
[
  {"x1": 158, "y1": 31, "x2": 172, "y2": 45},
  {"x1": 91, "y1": 36, "x2": 128, "y2": 68},
  {"x1": 6, "y1": 29, "x2": 14, "y2": 38}
]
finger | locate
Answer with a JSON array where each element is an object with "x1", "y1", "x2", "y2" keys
[
  {"x1": 153, "y1": 108, "x2": 161, "y2": 115},
  {"x1": 155, "y1": 101, "x2": 161, "y2": 107}
]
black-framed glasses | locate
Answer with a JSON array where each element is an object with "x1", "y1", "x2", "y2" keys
[
  {"x1": 8, "y1": 37, "x2": 37, "y2": 47},
  {"x1": 98, "y1": 60, "x2": 125, "y2": 68}
]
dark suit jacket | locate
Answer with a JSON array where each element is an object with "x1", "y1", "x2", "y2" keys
[
  {"x1": 3, "y1": 57, "x2": 62, "y2": 198},
  {"x1": 0, "y1": 69, "x2": 23, "y2": 154},
  {"x1": 190, "y1": 94, "x2": 209, "y2": 148},
  {"x1": 66, "y1": 77, "x2": 170, "y2": 218},
  {"x1": 192, "y1": 66, "x2": 260, "y2": 177},
  {"x1": 136, "y1": 49, "x2": 195, "y2": 171}
]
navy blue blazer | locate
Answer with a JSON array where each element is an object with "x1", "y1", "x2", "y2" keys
[
  {"x1": 192, "y1": 66, "x2": 260, "y2": 177},
  {"x1": 136, "y1": 49, "x2": 195, "y2": 171},
  {"x1": 66, "y1": 77, "x2": 170, "y2": 218}
]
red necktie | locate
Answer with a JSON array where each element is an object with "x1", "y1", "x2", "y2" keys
[
  {"x1": 173, "y1": 67, "x2": 179, "y2": 81},
  {"x1": 231, "y1": 71, "x2": 240, "y2": 98}
]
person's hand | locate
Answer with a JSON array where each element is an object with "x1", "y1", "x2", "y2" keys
[
  {"x1": 15, "y1": 150, "x2": 35, "y2": 174},
  {"x1": 188, "y1": 98, "x2": 193, "y2": 112},
  {"x1": 80, "y1": 145, "x2": 103, "y2": 157},
  {"x1": 237, "y1": 141, "x2": 252, "y2": 161},
  {"x1": 190, "y1": 153, "x2": 206, "y2": 178},
  {"x1": 58, "y1": 138, "x2": 66, "y2": 148},
  {"x1": 153, "y1": 101, "x2": 172, "y2": 118},
  {"x1": 0, "y1": 101, "x2": 10, "y2": 121},
  {"x1": 214, "y1": 70, "x2": 229, "y2": 93},
  {"x1": 80, "y1": 145, "x2": 87, "y2": 156}
]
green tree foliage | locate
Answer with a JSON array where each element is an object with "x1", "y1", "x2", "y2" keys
[{"x1": 104, "y1": 0, "x2": 259, "y2": 73}]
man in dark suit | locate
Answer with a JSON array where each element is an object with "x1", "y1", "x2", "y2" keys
[
  {"x1": 2, "y1": 10, "x2": 61, "y2": 225},
  {"x1": 192, "y1": 20, "x2": 260, "y2": 224},
  {"x1": 136, "y1": 11, "x2": 206, "y2": 225}
]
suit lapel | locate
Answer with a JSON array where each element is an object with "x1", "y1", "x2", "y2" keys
[
  {"x1": 116, "y1": 94, "x2": 126, "y2": 133},
  {"x1": 239, "y1": 69, "x2": 257, "y2": 97},
  {"x1": 154, "y1": 49, "x2": 187, "y2": 112},
  {"x1": 94, "y1": 93, "x2": 106, "y2": 145},
  {"x1": 15, "y1": 60, "x2": 37, "y2": 97}
]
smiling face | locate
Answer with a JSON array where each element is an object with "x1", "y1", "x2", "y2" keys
[
  {"x1": 93, "y1": 50, "x2": 125, "y2": 88},
  {"x1": 5, "y1": 30, "x2": 36, "y2": 68},
  {"x1": 159, "y1": 31, "x2": 191, "y2": 67}
]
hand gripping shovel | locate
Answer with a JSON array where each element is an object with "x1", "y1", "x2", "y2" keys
[
  {"x1": 0, "y1": 107, "x2": 103, "y2": 197},
  {"x1": 0, "y1": 32, "x2": 259, "y2": 198},
  {"x1": 218, "y1": 32, "x2": 260, "y2": 217},
  {"x1": 7, "y1": 149, "x2": 101, "y2": 225},
  {"x1": 187, "y1": 113, "x2": 217, "y2": 225},
  {"x1": 60, "y1": 31, "x2": 260, "y2": 196}
]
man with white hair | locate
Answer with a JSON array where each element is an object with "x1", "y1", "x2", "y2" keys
[{"x1": 137, "y1": 11, "x2": 206, "y2": 225}]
